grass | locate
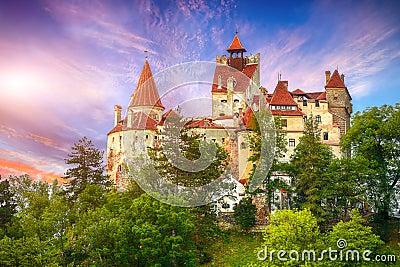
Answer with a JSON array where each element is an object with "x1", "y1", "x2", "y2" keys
[{"x1": 203, "y1": 230, "x2": 263, "y2": 267}]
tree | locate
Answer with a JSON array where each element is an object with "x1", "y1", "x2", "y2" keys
[
  {"x1": 234, "y1": 197, "x2": 257, "y2": 231},
  {"x1": 63, "y1": 136, "x2": 112, "y2": 198},
  {"x1": 321, "y1": 209, "x2": 385, "y2": 267},
  {"x1": 0, "y1": 178, "x2": 15, "y2": 233},
  {"x1": 257, "y1": 209, "x2": 320, "y2": 266},
  {"x1": 65, "y1": 193, "x2": 197, "y2": 266},
  {"x1": 248, "y1": 111, "x2": 288, "y2": 214},
  {"x1": 288, "y1": 115, "x2": 334, "y2": 222},
  {"x1": 323, "y1": 157, "x2": 372, "y2": 223},
  {"x1": 341, "y1": 103, "x2": 400, "y2": 220},
  {"x1": 148, "y1": 124, "x2": 228, "y2": 263}
]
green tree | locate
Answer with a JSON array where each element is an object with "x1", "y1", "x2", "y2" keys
[
  {"x1": 148, "y1": 125, "x2": 228, "y2": 263},
  {"x1": 341, "y1": 103, "x2": 400, "y2": 220},
  {"x1": 257, "y1": 209, "x2": 320, "y2": 266},
  {"x1": 65, "y1": 193, "x2": 197, "y2": 266},
  {"x1": 320, "y1": 209, "x2": 385, "y2": 267},
  {"x1": 63, "y1": 136, "x2": 112, "y2": 198},
  {"x1": 0, "y1": 178, "x2": 15, "y2": 233},
  {"x1": 234, "y1": 197, "x2": 257, "y2": 231},
  {"x1": 323, "y1": 157, "x2": 372, "y2": 223},
  {"x1": 288, "y1": 115, "x2": 334, "y2": 222},
  {"x1": 248, "y1": 111, "x2": 289, "y2": 214},
  {"x1": 0, "y1": 235, "x2": 61, "y2": 267}
]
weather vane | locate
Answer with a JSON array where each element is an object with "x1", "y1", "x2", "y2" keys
[{"x1": 144, "y1": 50, "x2": 148, "y2": 60}]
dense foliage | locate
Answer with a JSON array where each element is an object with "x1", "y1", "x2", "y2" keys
[
  {"x1": 0, "y1": 103, "x2": 399, "y2": 265},
  {"x1": 252, "y1": 209, "x2": 388, "y2": 267},
  {"x1": 234, "y1": 197, "x2": 257, "y2": 231},
  {"x1": 341, "y1": 103, "x2": 400, "y2": 220}
]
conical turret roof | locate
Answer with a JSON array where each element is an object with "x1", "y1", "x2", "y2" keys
[
  {"x1": 227, "y1": 34, "x2": 246, "y2": 52},
  {"x1": 130, "y1": 60, "x2": 164, "y2": 109}
]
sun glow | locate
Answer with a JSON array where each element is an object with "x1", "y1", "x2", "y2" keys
[{"x1": 0, "y1": 70, "x2": 42, "y2": 95}]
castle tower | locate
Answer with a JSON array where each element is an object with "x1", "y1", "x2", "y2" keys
[
  {"x1": 107, "y1": 59, "x2": 164, "y2": 186},
  {"x1": 129, "y1": 59, "x2": 165, "y2": 122},
  {"x1": 226, "y1": 32, "x2": 246, "y2": 71},
  {"x1": 212, "y1": 33, "x2": 260, "y2": 118},
  {"x1": 325, "y1": 69, "x2": 352, "y2": 137}
]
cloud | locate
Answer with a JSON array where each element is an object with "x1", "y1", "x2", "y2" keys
[
  {"x1": 0, "y1": 157, "x2": 64, "y2": 183},
  {"x1": 258, "y1": 0, "x2": 400, "y2": 100}
]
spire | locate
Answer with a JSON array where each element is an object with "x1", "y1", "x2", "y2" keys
[
  {"x1": 227, "y1": 33, "x2": 246, "y2": 52},
  {"x1": 326, "y1": 69, "x2": 346, "y2": 88},
  {"x1": 130, "y1": 60, "x2": 164, "y2": 109}
]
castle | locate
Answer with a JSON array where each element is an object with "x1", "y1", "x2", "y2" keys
[{"x1": 106, "y1": 33, "x2": 352, "y2": 213}]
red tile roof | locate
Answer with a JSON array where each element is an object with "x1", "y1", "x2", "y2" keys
[
  {"x1": 107, "y1": 111, "x2": 158, "y2": 135},
  {"x1": 211, "y1": 64, "x2": 258, "y2": 93},
  {"x1": 307, "y1": 92, "x2": 325, "y2": 99},
  {"x1": 242, "y1": 107, "x2": 255, "y2": 129},
  {"x1": 185, "y1": 118, "x2": 225, "y2": 129},
  {"x1": 292, "y1": 88, "x2": 306, "y2": 95},
  {"x1": 269, "y1": 81, "x2": 298, "y2": 106},
  {"x1": 242, "y1": 64, "x2": 258, "y2": 79},
  {"x1": 108, "y1": 124, "x2": 124, "y2": 135},
  {"x1": 326, "y1": 69, "x2": 346, "y2": 88},
  {"x1": 214, "y1": 115, "x2": 234, "y2": 120},
  {"x1": 158, "y1": 109, "x2": 180, "y2": 126},
  {"x1": 227, "y1": 34, "x2": 246, "y2": 52},
  {"x1": 130, "y1": 60, "x2": 164, "y2": 109},
  {"x1": 316, "y1": 91, "x2": 327, "y2": 100}
]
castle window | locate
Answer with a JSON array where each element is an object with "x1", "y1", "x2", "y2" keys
[
  {"x1": 146, "y1": 135, "x2": 149, "y2": 139},
  {"x1": 221, "y1": 99, "x2": 227, "y2": 103},
  {"x1": 303, "y1": 116, "x2": 307, "y2": 122},
  {"x1": 118, "y1": 165, "x2": 122, "y2": 172},
  {"x1": 316, "y1": 115, "x2": 321, "y2": 122},
  {"x1": 315, "y1": 100, "x2": 320, "y2": 107},
  {"x1": 154, "y1": 136, "x2": 158, "y2": 140},
  {"x1": 219, "y1": 113, "x2": 225, "y2": 116},
  {"x1": 212, "y1": 139, "x2": 216, "y2": 142},
  {"x1": 303, "y1": 99, "x2": 308, "y2": 106},
  {"x1": 289, "y1": 138, "x2": 296, "y2": 147},
  {"x1": 204, "y1": 136, "x2": 207, "y2": 141},
  {"x1": 281, "y1": 119, "x2": 287, "y2": 127},
  {"x1": 112, "y1": 137, "x2": 115, "y2": 143},
  {"x1": 222, "y1": 138, "x2": 225, "y2": 143},
  {"x1": 323, "y1": 132, "x2": 329, "y2": 140},
  {"x1": 241, "y1": 142, "x2": 247, "y2": 149},
  {"x1": 234, "y1": 99, "x2": 239, "y2": 103}
]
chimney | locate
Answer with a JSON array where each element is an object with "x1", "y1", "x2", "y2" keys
[
  {"x1": 341, "y1": 74, "x2": 345, "y2": 82},
  {"x1": 127, "y1": 108, "x2": 132, "y2": 128},
  {"x1": 114, "y1": 105, "x2": 122, "y2": 126},
  {"x1": 325, "y1": 71, "x2": 331, "y2": 84}
]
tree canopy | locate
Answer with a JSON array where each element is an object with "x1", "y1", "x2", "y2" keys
[
  {"x1": 63, "y1": 136, "x2": 112, "y2": 197},
  {"x1": 341, "y1": 103, "x2": 400, "y2": 219}
]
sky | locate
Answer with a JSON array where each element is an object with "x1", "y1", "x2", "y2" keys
[{"x1": 0, "y1": 0, "x2": 399, "y2": 181}]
